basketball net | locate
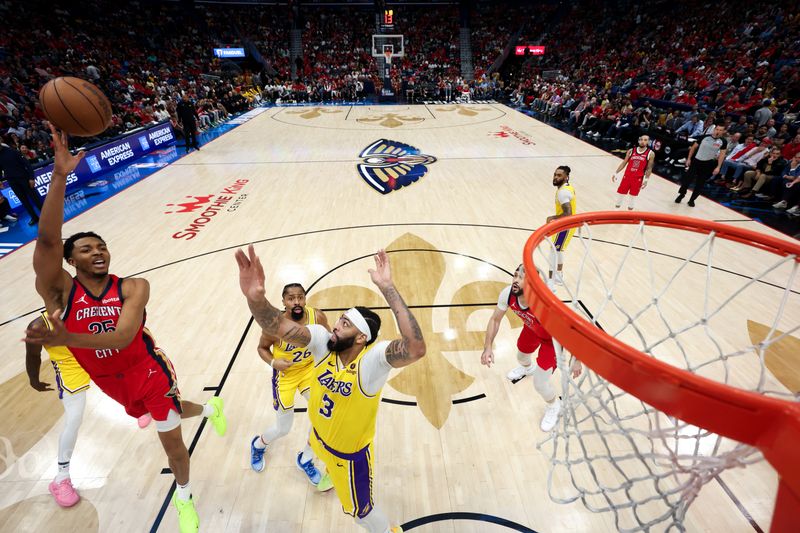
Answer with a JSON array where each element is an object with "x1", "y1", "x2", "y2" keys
[
  {"x1": 523, "y1": 212, "x2": 800, "y2": 532},
  {"x1": 384, "y1": 50, "x2": 393, "y2": 66}
]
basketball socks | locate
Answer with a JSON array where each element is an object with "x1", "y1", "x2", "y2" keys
[
  {"x1": 56, "y1": 390, "x2": 86, "y2": 482},
  {"x1": 176, "y1": 481, "x2": 191, "y2": 501},
  {"x1": 201, "y1": 402, "x2": 216, "y2": 418},
  {"x1": 355, "y1": 506, "x2": 391, "y2": 533},
  {"x1": 300, "y1": 444, "x2": 313, "y2": 464},
  {"x1": 55, "y1": 461, "x2": 70, "y2": 483},
  {"x1": 254, "y1": 435, "x2": 268, "y2": 450}
]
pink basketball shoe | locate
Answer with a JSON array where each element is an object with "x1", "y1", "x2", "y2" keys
[{"x1": 49, "y1": 478, "x2": 80, "y2": 507}]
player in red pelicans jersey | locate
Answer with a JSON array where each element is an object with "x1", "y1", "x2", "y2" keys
[
  {"x1": 612, "y1": 135, "x2": 655, "y2": 210},
  {"x1": 25, "y1": 126, "x2": 226, "y2": 533},
  {"x1": 480, "y1": 265, "x2": 582, "y2": 432}
]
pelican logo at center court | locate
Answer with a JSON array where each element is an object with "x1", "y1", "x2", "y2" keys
[
  {"x1": 357, "y1": 139, "x2": 437, "y2": 195},
  {"x1": 166, "y1": 178, "x2": 249, "y2": 240}
]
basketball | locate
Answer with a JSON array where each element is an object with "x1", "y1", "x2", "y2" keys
[{"x1": 38, "y1": 77, "x2": 112, "y2": 137}]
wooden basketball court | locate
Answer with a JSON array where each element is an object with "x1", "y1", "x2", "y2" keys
[{"x1": 0, "y1": 104, "x2": 797, "y2": 532}]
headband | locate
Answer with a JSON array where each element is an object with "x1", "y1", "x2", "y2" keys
[{"x1": 344, "y1": 308, "x2": 371, "y2": 342}]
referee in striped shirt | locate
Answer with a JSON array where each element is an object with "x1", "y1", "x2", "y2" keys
[{"x1": 675, "y1": 124, "x2": 728, "y2": 207}]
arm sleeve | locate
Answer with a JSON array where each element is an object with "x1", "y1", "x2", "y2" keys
[
  {"x1": 306, "y1": 324, "x2": 333, "y2": 363},
  {"x1": 557, "y1": 187, "x2": 574, "y2": 205},
  {"x1": 358, "y1": 341, "x2": 392, "y2": 396},
  {"x1": 496, "y1": 285, "x2": 511, "y2": 311}
]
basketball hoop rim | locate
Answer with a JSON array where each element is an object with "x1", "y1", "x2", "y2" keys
[{"x1": 522, "y1": 210, "x2": 800, "y2": 499}]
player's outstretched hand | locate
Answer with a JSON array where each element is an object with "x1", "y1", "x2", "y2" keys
[
  {"x1": 480, "y1": 348, "x2": 495, "y2": 367},
  {"x1": 24, "y1": 309, "x2": 69, "y2": 346},
  {"x1": 48, "y1": 124, "x2": 85, "y2": 177},
  {"x1": 235, "y1": 244, "x2": 267, "y2": 302},
  {"x1": 368, "y1": 249, "x2": 393, "y2": 288}
]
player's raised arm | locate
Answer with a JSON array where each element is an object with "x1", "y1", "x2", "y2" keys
[
  {"x1": 235, "y1": 244, "x2": 312, "y2": 346},
  {"x1": 369, "y1": 249, "x2": 426, "y2": 368},
  {"x1": 33, "y1": 125, "x2": 84, "y2": 298}
]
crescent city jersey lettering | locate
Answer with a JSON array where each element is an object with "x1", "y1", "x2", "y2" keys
[
  {"x1": 555, "y1": 183, "x2": 576, "y2": 216},
  {"x1": 61, "y1": 275, "x2": 156, "y2": 376},
  {"x1": 309, "y1": 347, "x2": 380, "y2": 453},
  {"x1": 507, "y1": 288, "x2": 551, "y2": 340},
  {"x1": 624, "y1": 147, "x2": 652, "y2": 180},
  {"x1": 272, "y1": 306, "x2": 317, "y2": 372}
]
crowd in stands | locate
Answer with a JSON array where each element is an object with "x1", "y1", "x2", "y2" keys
[
  {"x1": 508, "y1": 0, "x2": 799, "y2": 217},
  {"x1": 1, "y1": 0, "x2": 799, "y2": 221},
  {"x1": 0, "y1": 0, "x2": 261, "y2": 165}
]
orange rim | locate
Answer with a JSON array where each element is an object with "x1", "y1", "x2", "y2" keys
[{"x1": 522, "y1": 211, "x2": 800, "y2": 504}]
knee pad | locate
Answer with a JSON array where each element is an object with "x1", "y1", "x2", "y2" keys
[
  {"x1": 533, "y1": 366, "x2": 556, "y2": 402},
  {"x1": 516, "y1": 351, "x2": 533, "y2": 366}
]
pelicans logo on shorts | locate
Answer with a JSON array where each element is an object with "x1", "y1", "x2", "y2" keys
[{"x1": 357, "y1": 139, "x2": 437, "y2": 195}]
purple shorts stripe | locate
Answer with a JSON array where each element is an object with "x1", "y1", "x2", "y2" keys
[
  {"x1": 271, "y1": 369, "x2": 280, "y2": 411},
  {"x1": 350, "y1": 447, "x2": 374, "y2": 518},
  {"x1": 553, "y1": 230, "x2": 569, "y2": 250},
  {"x1": 51, "y1": 361, "x2": 65, "y2": 400}
]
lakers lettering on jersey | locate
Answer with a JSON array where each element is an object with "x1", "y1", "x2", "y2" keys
[
  {"x1": 553, "y1": 183, "x2": 577, "y2": 251},
  {"x1": 270, "y1": 306, "x2": 317, "y2": 411}
]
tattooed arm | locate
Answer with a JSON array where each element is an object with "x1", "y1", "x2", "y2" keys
[
  {"x1": 235, "y1": 244, "x2": 312, "y2": 346},
  {"x1": 369, "y1": 249, "x2": 426, "y2": 368}
]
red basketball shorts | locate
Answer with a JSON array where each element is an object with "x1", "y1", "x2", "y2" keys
[
  {"x1": 516, "y1": 325, "x2": 556, "y2": 371},
  {"x1": 617, "y1": 174, "x2": 645, "y2": 196},
  {"x1": 91, "y1": 349, "x2": 182, "y2": 421}
]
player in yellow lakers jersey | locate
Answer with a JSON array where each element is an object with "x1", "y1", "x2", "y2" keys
[
  {"x1": 249, "y1": 283, "x2": 333, "y2": 490},
  {"x1": 25, "y1": 312, "x2": 151, "y2": 508},
  {"x1": 236, "y1": 246, "x2": 425, "y2": 533},
  {"x1": 545, "y1": 165, "x2": 577, "y2": 286}
]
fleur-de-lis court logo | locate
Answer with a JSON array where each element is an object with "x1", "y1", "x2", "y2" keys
[
  {"x1": 308, "y1": 233, "x2": 523, "y2": 428},
  {"x1": 356, "y1": 113, "x2": 425, "y2": 128},
  {"x1": 286, "y1": 107, "x2": 343, "y2": 119},
  {"x1": 747, "y1": 320, "x2": 800, "y2": 393},
  {"x1": 435, "y1": 104, "x2": 491, "y2": 117}
]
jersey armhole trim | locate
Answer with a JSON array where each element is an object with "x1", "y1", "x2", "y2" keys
[
  {"x1": 356, "y1": 355, "x2": 379, "y2": 399},
  {"x1": 61, "y1": 281, "x2": 78, "y2": 321}
]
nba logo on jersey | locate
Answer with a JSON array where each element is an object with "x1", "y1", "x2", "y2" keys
[
  {"x1": 139, "y1": 136, "x2": 150, "y2": 151},
  {"x1": 86, "y1": 155, "x2": 102, "y2": 173},
  {"x1": 357, "y1": 139, "x2": 437, "y2": 195}
]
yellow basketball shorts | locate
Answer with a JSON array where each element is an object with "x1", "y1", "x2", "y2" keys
[
  {"x1": 552, "y1": 228, "x2": 576, "y2": 252},
  {"x1": 271, "y1": 363, "x2": 313, "y2": 411},
  {"x1": 310, "y1": 429, "x2": 375, "y2": 519},
  {"x1": 49, "y1": 353, "x2": 90, "y2": 399}
]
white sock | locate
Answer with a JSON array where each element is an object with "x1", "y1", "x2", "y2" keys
[
  {"x1": 628, "y1": 196, "x2": 637, "y2": 210},
  {"x1": 355, "y1": 506, "x2": 391, "y2": 533},
  {"x1": 176, "y1": 481, "x2": 191, "y2": 501},
  {"x1": 56, "y1": 390, "x2": 86, "y2": 482},
  {"x1": 615, "y1": 193, "x2": 625, "y2": 208},
  {"x1": 300, "y1": 444, "x2": 313, "y2": 464},
  {"x1": 255, "y1": 435, "x2": 268, "y2": 450},
  {"x1": 56, "y1": 461, "x2": 70, "y2": 483},
  {"x1": 202, "y1": 403, "x2": 215, "y2": 418}
]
